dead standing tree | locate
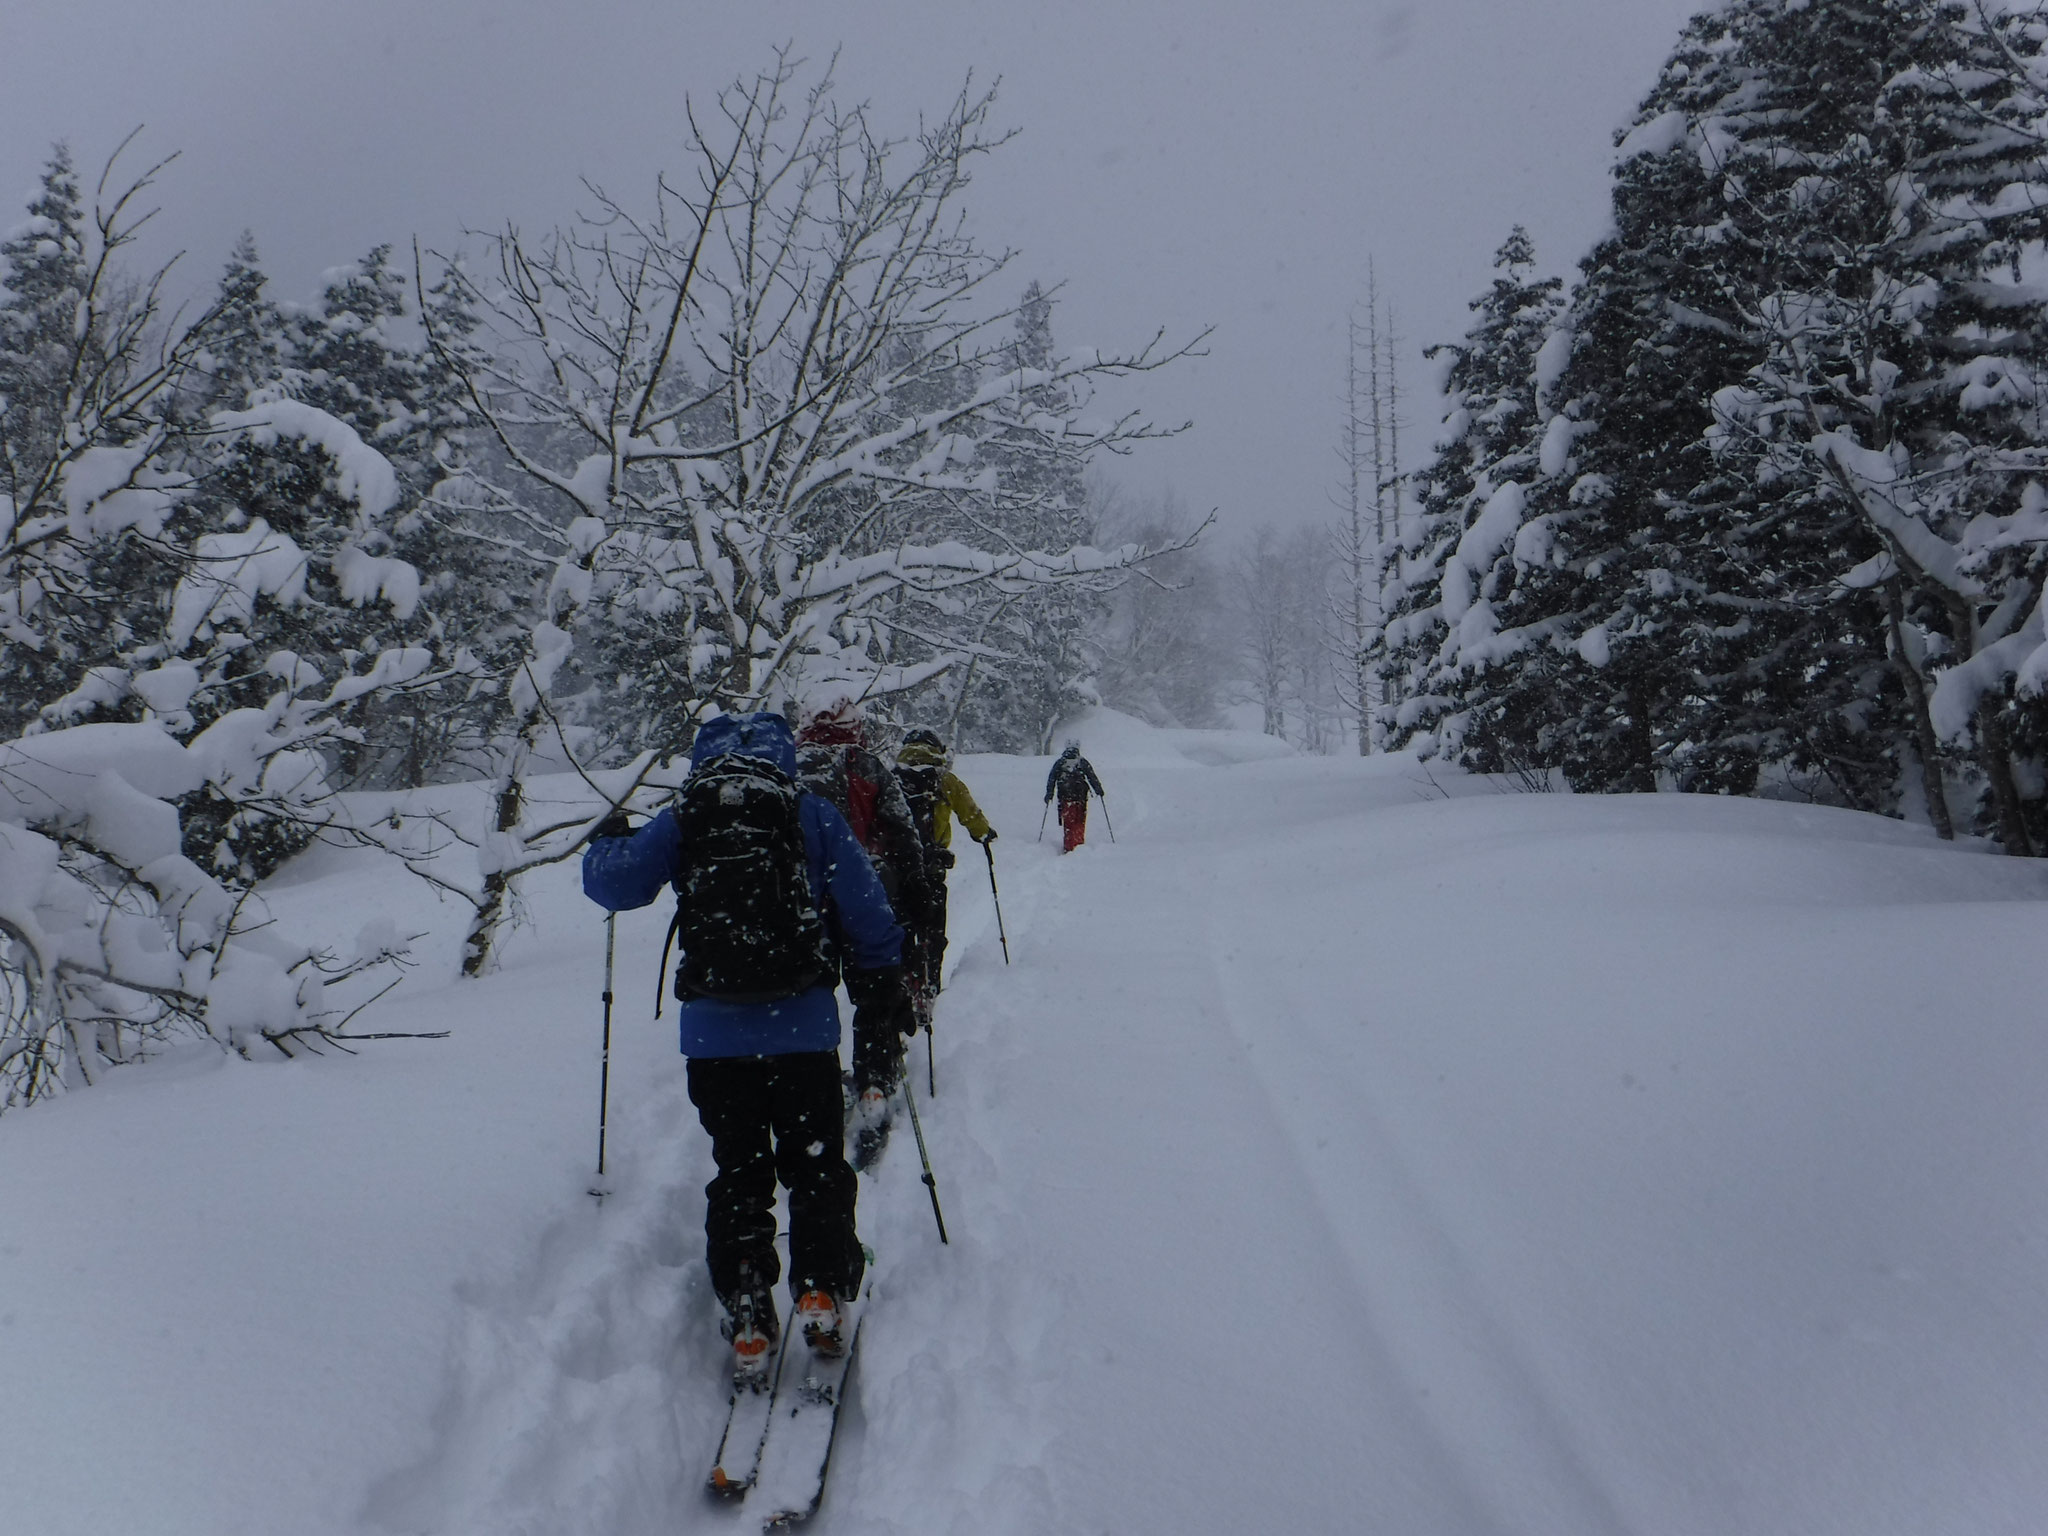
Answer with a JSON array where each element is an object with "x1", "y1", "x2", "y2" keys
[{"x1": 1329, "y1": 267, "x2": 1404, "y2": 756}]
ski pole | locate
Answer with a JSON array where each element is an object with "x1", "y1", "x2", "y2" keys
[
  {"x1": 592, "y1": 912, "x2": 616, "y2": 1198},
  {"x1": 900, "y1": 1071, "x2": 950, "y2": 1244},
  {"x1": 1037, "y1": 801, "x2": 1049, "y2": 842},
  {"x1": 982, "y1": 840, "x2": 1010, "y2": 964},
  {"x1": 1097, "y1": 792, "x2": 1116, "y2": 843},
  {"x1": 914, "y1": 970, "x2": 936, "y2": 1099}
]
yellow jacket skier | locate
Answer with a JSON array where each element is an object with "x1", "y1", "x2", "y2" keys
[{"x1": 892, "y1": 728, "x2": 995, "y2": 1013}]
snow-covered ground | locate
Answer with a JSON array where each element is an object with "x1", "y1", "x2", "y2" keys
[{"x1": 7, "y1": 708, "x2": 2048, "y2": 1535}]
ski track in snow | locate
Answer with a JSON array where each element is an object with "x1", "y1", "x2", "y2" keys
[
  {"x1": 1197, "y1": 780, "x2": 1633, "y2": 1536},
  {"x1": 8, "y1": 707, "x2": 2048, "y2": 1535}
]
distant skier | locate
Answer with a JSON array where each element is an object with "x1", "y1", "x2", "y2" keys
[
  {"x1": 793, "y1": 699, "x2": 933, "y2": 1158},
  {"x1": 1044, "y1": 740, "x2": 1105, "y2": 853},
  {"x1": 893, "y1": 726, "x2": 997, "y2": 1011},
  {"x1": 581, "y1": 711, "x2": 915, "y2": 1381}
]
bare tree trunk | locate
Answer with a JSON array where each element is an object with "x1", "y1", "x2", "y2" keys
[
  {"x1": 1623, "y1": 678, "x2": 1658, "y2": 793},
  {"x1": 1975, "y1": 701, "x2": 2035, "y2": 856},
  {"x1": 1344, "y1": 312, "x2": 1373, "y2": 757},
  {"x1": 460, "y1": 753, "x2": 528, "y2": 978},
  {"x1": 1880, "y1": 578, "x2": 1954, "y2": 840},
  {"x1": 1339, "y1": 270, "x2": 1402, "y2": 757},
  {"x1": 1365, "y1": 270, "x2": 1385, "y2": 753},
  {"x1": 1337, "y1": 277, "x2": 1402, "y2": 757},
  {"x1": 1381, "y1": 304, "x2": 1403, "y2": 734},
  {"x1": 1927, "y1": 585, "x2": 2037, "y2": 856}
]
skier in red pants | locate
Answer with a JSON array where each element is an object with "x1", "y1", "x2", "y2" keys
[{"x1": 1044, "y1": 740, "x2": 1105, "y2": 853}]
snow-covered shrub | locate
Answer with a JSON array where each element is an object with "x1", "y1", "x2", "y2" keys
[
  {"x1": 0, "y1": 713, "x2": 424, "y2": 1109},
  {"x1": 0, "y1": 147, "x2": 470, "y2": 1102}
]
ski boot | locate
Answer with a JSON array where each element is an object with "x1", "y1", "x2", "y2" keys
[
  {"x1": 850, "y1": 1084, "x2": 892, "y2": 1171},
  {"x1": 794, "y1": 1289, "x2": 848, "y2": 1357},
  {"x1": 720, "y1": 1284, "x2": 779, "y2": 1387}
]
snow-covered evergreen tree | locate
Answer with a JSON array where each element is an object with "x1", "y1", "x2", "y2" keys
[
  {"x1": 0, "y1": 148, "x2": 449, "y2": 1105},
  {"x1": 1418, "y1": 0, "x2": 2048, "y2": 843},
  {"x1": 180, "y1": 245, "x2": 484, "y2": 808},
  {"x1": 0, "y1": 147, "x2": 92, "y2": 493},
  {"x1": 947, "y1": 283, "x2": 1110, "y2": 752},
  {"x1": 0, "y1": 144, "x2": 162, "y2": 739},
  {"x1": 1702, "y1": 0, "x2": 2048, "y2": 848},
  {"x1": 386, "y1": 258, "x2": 523, "y2": 787},
  {"x1": 1444, "y1": 25, "x2": 1808, "y2": 795},
  {"x1": 1380, "y1": 228, "x2": 1562, "y2": 759},
  {"x1": 186, "y1": 232, "x2": 284, "y2": 418}
]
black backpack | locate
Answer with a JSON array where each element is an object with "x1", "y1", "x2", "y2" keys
[
  {"x1": 895, "y1": 761, "x2": 942, "y2": 851},
  {"x1": 670, "y1": 753, "x2": 830, "y2": 1004}
]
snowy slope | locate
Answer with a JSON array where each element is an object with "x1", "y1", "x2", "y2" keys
[{"x1": 5, "y1": 709, "x2": 2048, "y2": 1535}]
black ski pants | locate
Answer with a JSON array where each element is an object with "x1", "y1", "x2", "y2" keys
[
  {"x1": 850, "y1": 1007, "x2": 907, "y2": 1096},
  {"x1": 685, "y1": 1050, "x2": 863, "y2": 1307},
  {"x1": 906, "y1": 874, "x2": 948, "y2": 1005}
]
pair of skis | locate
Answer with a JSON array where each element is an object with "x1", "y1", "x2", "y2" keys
[
  {"x1": 710, "y1": 996, "x2": 931, "y2": 1518},
  {"x1": 706, "y1": 1286, "x2": 868, "y2": 1527}
]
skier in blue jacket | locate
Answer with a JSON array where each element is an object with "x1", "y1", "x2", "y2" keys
[{"x1": 583, "y1": 711, "x2": 913, "y2": 1376}]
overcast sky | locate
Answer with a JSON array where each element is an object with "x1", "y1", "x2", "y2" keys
[{"x1": 0, "y1": 0, "x2": 1703, "y2": 536}]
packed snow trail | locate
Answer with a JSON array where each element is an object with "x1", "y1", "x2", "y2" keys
[
  {"x1": 764, "y1": 710, "x2": 2048, "y2": 1535},
  {"x1": 7, "y1": 709, "x2": 2048, "y2": 1535},
  {"x1": 863, "y1": 739, "x2": 1512, "y2": 1534}
]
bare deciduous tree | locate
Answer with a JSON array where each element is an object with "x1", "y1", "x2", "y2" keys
[
  {"x1": 1091, "y1": 485, "x2": 1225, "y2": 730},
  {"x1": 1229, "y1": 524, "x2": 1342, "y2": 749},
  {"x1": 420, "y1": 54, "x2": 1202, "y2": 973}
]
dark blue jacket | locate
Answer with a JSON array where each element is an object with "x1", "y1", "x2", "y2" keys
[
  {"x1": 582, "y1": 712, "x2": 904, "y2": 1059},
  {"x1": 1046, "y1": 749, "x2": 1104, "y2": 805}
]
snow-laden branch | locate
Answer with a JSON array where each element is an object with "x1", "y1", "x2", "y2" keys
[
  {"x1": 0, "y1": 710, "x2": 432, "y2": 1108},
  {"x1": 419, "y1": 56, "x2": 1197, "y2": 716}
]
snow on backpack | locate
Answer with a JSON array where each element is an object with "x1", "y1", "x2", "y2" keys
[
  {"x1": 670, "y1": 753, "x2": 830, "y2": 1004},
  {"x1": 895, "y1": 761, "x2": 942, "y2": 850},
  {"x1": 796, "y1": 743, "x2": 883, "y2": 851}
]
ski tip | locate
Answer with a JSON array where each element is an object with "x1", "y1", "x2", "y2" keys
[{"x1": 708, "y1": 1465, "x2": 749, "y2": 1499}]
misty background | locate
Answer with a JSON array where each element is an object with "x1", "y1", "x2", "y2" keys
[{"x1": 1, "y1": 0, "x2": 1699, "y2": 534}]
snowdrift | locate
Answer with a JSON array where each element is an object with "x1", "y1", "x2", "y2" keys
[{"x1": 4, "y1": 711, "x2": 2046, "y2": 1536}]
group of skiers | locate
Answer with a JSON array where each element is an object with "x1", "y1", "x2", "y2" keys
[{"x1": 581, "y1": 701, "x2": 1108, "y2": 1381}]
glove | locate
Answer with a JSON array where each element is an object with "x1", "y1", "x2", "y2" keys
[
  {"x1": 844, "y1": 965, "x2": 905, "y2": 1012},
  {"x1": 934, "y1": 847, "x2": 957, "y2": 871},
  {"x1": 977, "y1": 828, "x2": 997, "y2": 845},
  {"x1": 592, "y1": 810, "x2": 632, "y2": 840},
  {"x1": 845, "y1": 966, "x2": 917, "y2": 1036},
  {"x1": 903, "y1": 980, "x2": 932, "y2": 1036}
]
